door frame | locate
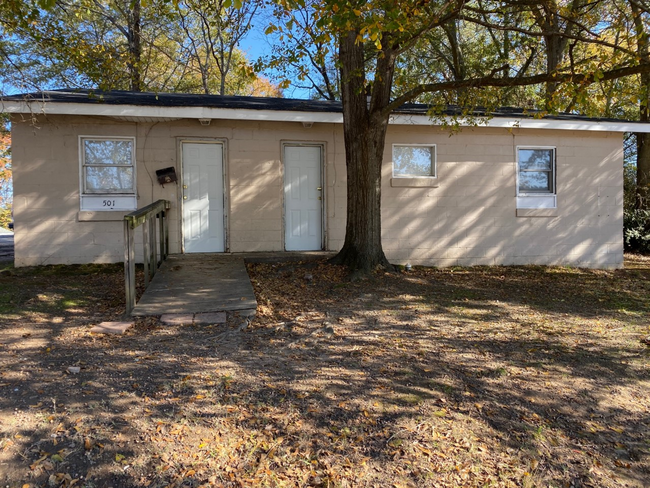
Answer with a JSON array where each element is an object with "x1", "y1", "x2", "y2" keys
[
  {"x1": 281, "y1": 141, "x2": 326, "y2": 251},
  {"x1": 178, "y1": 138, "x2": 229, "y2": 253}
]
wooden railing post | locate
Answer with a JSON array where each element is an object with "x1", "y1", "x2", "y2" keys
[
  {"x1": 124, "y1": 199, "x2": 170, "y2": 316},
  {"x1": 158, "y1": 210, "x2": 165, "y2": 265},
  {"x1": 164, "y1": 203, "x2": 170, "y2": 258},
  {"x1": 124, "y1": 218, "x2": 136, "y2": 316},
  {"x1": 143, "y1": 218, "x2": 150, "y2": 287},
  {"x1": 149, "y1": 217, "x2": 156, "y2": 280}
]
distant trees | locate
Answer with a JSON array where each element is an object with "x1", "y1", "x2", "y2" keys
[
  {"x1": 0, "y1": 0, "x2": 279, "y2": 96},
  {"x1": 0, "y1": 117, "x2": 11, "y2": 229},
  {"x1": 176, "y1": 0, "x2": 260, "y2": 95}
]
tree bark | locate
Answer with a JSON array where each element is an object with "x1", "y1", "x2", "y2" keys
[
  {"x1": 637, "y1": 133, "x2": 650, "y2": 209},
  {"x1": 633, "y1": 1, "x2": 650, "y2": 209},
  {"x1": 533, "y1": 2, "x2": 575, "y2": 108},
  {"x1": 330, "y1": 30, "x2": 394, "y2": 273},
  {"x1": 127, "y1": 0, "x2": 142, "y2": 92}
]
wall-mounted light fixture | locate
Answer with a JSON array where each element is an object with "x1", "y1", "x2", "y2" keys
[{"x1": 199, "y1": 118, "x2": 211, "y2": 126}]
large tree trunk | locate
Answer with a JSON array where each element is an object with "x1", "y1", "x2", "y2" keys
[
  {"x1": 535, "y1": 3, "x2": 572, "y2": 109},
  {"x1": 637, "y1": 133, "x2": 650, "y2": 209},
  {"x1": 633, "y1": 1, "x2": 650, "y2": 209},
  {"x1": 330, "y1": 30, "x2": 394, "y2": 273},
  {"x1": 127, "y1": 0, "x2": 142, "y2": 92}
]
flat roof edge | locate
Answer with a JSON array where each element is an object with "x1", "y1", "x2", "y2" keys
[{"x1": 4, "y1": 99, "x2": 650, "y2": 133}]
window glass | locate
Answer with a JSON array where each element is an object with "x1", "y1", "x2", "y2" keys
[
  {"x1": 393, "y1": 145, "x2": 435, "y2": 177},
  {"x1": 84, "y1": 140, "x2": 133, "y2": 166},
  {"x1": 85, "y1": 167, "x2": 134, "y2": 191},
  {"x1": 518, "y1": 148, "x2": 554, "y2": 194},
  {"x1": 82, "y1": 138, "x2": 135, "y2": 193},
  {"x1": 519, "y1": 171, "x2": 551, "y2": 192}
]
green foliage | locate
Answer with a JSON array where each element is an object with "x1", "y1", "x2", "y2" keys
[
  {"x1": 0, "y1": 204, "x2": 10, "y2": 229},
  {"x1": 624, "y1": 137, "x2": 650, "y2": 254},
  {"x1": 624, "y1": 209, "x2": 650, "y2": 253},
  {"x1": 261, "y1": 3, "x2": 339, "y2": 99}
]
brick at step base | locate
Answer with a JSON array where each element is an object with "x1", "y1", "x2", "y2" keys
[
  {"x1": 193, "y1": 312, "x2": 227, "y2": 325},
  {"x1": 160, "y1": 314, "x2": 194, "y2": 325},
  {"x1": 160, "y1": 312, "x2": 227, "y2": 326},
  {"x1": 90, "y1": 321, "x2": 134, "y2": 335}
]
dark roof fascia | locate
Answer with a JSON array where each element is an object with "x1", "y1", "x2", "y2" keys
[
  {"x1": 2, "y1": 89, "x2": 342, "y2": 113},
  {"x1": 0, "y1": 88, "x2": 641, "y2": 125}
]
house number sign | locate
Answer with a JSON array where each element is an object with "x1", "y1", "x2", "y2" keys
[{"x1": 80, "y1": 195, "x2": 137, "y2": 211}]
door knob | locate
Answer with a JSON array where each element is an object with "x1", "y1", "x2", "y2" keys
[
  {"x1": 317, "y1": 187, "x2": 322, "y2": 191},
  {"x1": 183, "y1": 185, "x2": 188, "y2": 189},
  {"x1": 183, "y1": 196, "x2": 188, "y2": 200}
]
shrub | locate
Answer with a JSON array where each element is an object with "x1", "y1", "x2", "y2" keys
[{"x1": 624, "y1": 208, "x2": 650, "y2": 254}]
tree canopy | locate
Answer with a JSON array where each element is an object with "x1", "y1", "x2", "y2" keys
[{"x1": 0, "y1": 0, "x2": 280, "y2": 96}]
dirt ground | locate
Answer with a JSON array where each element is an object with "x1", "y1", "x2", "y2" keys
[{"x1": 0, "y1": 256, "x2": 649, "y2": 488}]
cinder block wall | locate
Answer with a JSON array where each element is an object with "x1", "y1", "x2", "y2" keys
[
  {"x1": 382, "y1": 126, "x2": 624, "y2": 268},
  {"x1": 11, "y1": 115, "x2": 623, "y2": 268},
  {"x1": 11, "y1": 116, "x2": 140, "y2": 266},
  {"x1": 10, "y1": 115, "x2": 345, "y2": 265}
]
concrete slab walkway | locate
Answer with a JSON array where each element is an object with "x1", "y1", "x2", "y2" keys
[{"x1": 131, "y1": 254, "x2": 257, "y2": 317}]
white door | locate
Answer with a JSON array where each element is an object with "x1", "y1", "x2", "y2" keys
[
  {"x1": 284, "y1": 145, "x2": 322, "y2": 251},
  {"x1": 182, "y1": 142, "x2": 225, "y2": 253}
]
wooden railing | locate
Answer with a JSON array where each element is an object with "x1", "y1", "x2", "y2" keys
[{"x1": 124, "y1": 200, "x2": 171, "y2": 315}]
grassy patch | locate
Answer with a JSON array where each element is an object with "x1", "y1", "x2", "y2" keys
[{"x1": 0, "y1": 265, "x2": 122, "y2": 316}]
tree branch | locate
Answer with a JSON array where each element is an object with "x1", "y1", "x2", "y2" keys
[{"x1": 386, "y1": 62, "x2": 650, "y2": 113}]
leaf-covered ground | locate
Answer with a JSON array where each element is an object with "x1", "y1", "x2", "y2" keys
[{"x1": 0, "y1": 256, "x2": 649, "y2": 487}]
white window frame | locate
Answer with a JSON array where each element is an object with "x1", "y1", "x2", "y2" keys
[
  {"x1": 516, "y1": 146, "x2": 557, "y2": 209},
  {"x1": 392, "y1": 143, "x2": 437, "y2": 178},
  {"x1": 79, "y1": 136, "x2": 137, "y2": 211}
]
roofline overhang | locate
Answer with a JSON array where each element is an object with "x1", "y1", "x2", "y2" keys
[{"x1": 4, "y1": 99, "x2": 650, "y2": 133}]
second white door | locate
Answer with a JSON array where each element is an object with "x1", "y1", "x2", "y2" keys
[
  {"x1": 182, "y1": 142, "x2": 225, "y2": 253},
  {"x1": 284, "y1": 145, "x2": 322, "y2": 251}
]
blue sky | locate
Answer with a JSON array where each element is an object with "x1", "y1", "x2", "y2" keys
[{"x1": 239, "y1": 9, "x2": 314, "y2": 100}]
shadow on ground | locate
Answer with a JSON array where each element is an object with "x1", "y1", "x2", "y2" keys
[{"x1": 0, "y1": 258, "x2": 649, "y2": 487}]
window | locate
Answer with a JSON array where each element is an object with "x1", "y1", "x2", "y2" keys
[
  {"x1": 82, "y1": 137, "x2": 135, "y2": 193},
  {"x1": 393, "y1": 144, "x2": 436, "y2": 178},
  {"x1": 79, "y1": 136, "x2": 137, "y2": 211},
  {"x1": 517, "y1": 147, "x2": 556, "y2": 209}
]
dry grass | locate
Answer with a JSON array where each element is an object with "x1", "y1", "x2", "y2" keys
[{"x1": 0, "y1": 257, "x2": 648, "y2": 487}]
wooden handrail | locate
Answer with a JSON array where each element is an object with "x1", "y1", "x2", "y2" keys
[{"x1": 124, "y1": 200, "x2": 170, "y2": 316}]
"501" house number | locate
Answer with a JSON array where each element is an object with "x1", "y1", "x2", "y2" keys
[{"x1": 80, "y1": 195, "x2": 138, "y2": 211}]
